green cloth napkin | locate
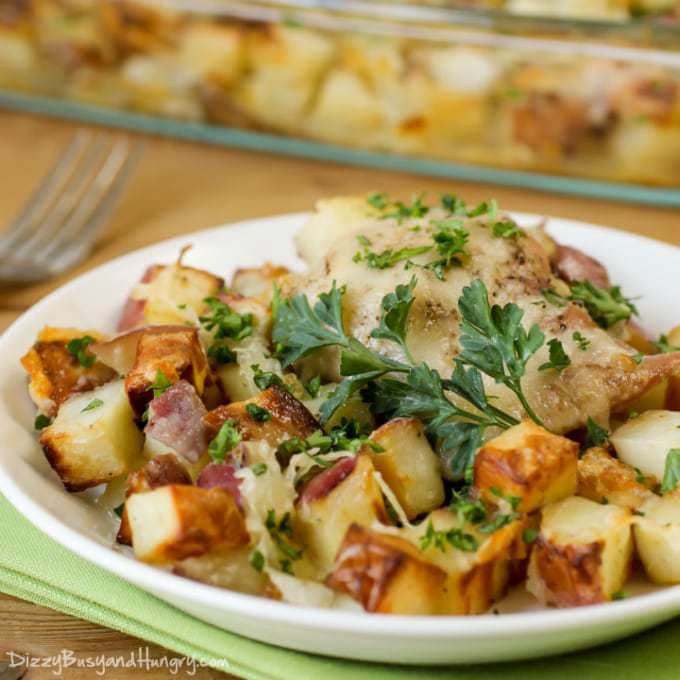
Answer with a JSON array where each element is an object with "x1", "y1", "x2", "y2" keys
[{"x1": 1, "y1": 492, "x2": 678, "y2": 680}]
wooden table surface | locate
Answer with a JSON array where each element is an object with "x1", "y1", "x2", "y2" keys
[{"x1": 0, "y1": 110, "x2": 678, "y2": 678}]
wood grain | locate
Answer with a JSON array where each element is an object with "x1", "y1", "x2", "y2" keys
[{"x1": 0, "y1": 110, "x2": 677, "y2": 677}]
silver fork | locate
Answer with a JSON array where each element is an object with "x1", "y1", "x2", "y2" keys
[{"x1": 0, "y1": 131, "x2": 142, "y2": 283}]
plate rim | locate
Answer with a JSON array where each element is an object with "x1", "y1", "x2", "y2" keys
[{"x1": 1, "y1": 210, "x2": 679, "y2": 641}]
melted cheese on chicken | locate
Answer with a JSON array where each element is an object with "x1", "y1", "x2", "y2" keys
[{"x1": 284, "y1": 197, "x2": 679, "y2": 434}]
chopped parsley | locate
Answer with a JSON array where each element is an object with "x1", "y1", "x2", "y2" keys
[
  {"x1": 278, "y1": 419, "x2": 380, "y2": 460},
  {"x1": 522, "y1": 528, "x2": 538, "y2": 543},
  {"x1": 479, "y1": 512, "x2": 520, "y2": 534},
  {"x1": 265, "y1": 509, "x2": 303, "y2": 572},
  {"x1": 440, "y1": 193, "x2": 468, "y2": 215},
  {"x1": 490, "y1": 486, "x2": 521, "y2": 511},
  {"x1": 250, "y1": 549, "x2": 265, "y2": 572},
  {"x1": 208, "y1": 420, "x2": 241, "y2": 462},
  {"x1": 81, "y1": 398, "x2": 104, "y2": 413},
  {"x1": 467, "y1": 199, "x2": 498, "y2": 219},
  {"x1": 568, "y1": 281, "x2": 638, "y2": 329},
  {"x1": 304, "y1": 375, "x2": 321, "y2": 398},
  {"x1": 538, "y1": 339, "x2": 571, "y2": 372},
  {"x1": 367, "y1": 192, "x2": 389, "y2": 210},
  {"x1": 572, "y1": 331, "x2": 590, "y2": 351},
  {"x1": 34, "y1": 414, "x2": 51, "y2": 430},
  {"x1": 420, "y1": 520, "x2": 478, "y2": 553},
  {"x1": 251, "y1": 364, "x2": 287, "y2": 392},
  {"x1": 352, "y1": 239, "x2": 432, "y2": 270},
  {"x1": 207, "y1": 342, "x2": 236, "y2": 365},
  {"x1": 632, "y1": 352, "x2": 644, "y2": 365},
  {"x1": 246, "y1": 403, "x2": 272, "y2": 422},
  {"x1": 66, "y1": 335, "x2": 96, "y2": 368},
  {"x1": 654, "y1": 334, "x2": 680, "y2": 354},
  {"x1": 199, "y1": 297, "x2": 254, "y2": 341},
  {"x1": 661, "y1": 449, "x2": 680, "y2": 494},
  {"x1": 251, "y1": 463, "x2": 268, "y2": 476},
  {"x1": 418, "y1": 219, "x2": 469, "y2": 280},
  {"x1": 113, "y1": 503, "x2": 125, "y2": 518},
  {"x1": 584, "y1": 417, "x2": 609, "y2": 449},
  {"x1": 491, "y1": 219, "x2": 524, "y2": 239},
  {"x1": 150, "y1": 369, "x2": 172, "y2": 398},
  {"x1": 612, "y1": 590, "x2": 628, "y2": 601}
]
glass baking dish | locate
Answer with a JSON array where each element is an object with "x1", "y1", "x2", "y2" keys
[{"x1": 1, "y1": 0, "x2": 679, "y2": 204}]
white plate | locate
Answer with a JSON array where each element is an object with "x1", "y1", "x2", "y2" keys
[{"x1": 1, "y1": 212, "x2": 679, "y2": 665}]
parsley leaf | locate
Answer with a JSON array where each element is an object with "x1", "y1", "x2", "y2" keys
[
  {"x1": 208, "y1": 420, "x2": 241, "y2": 462},
  {"x1": 199, "y1": 297, "x2": 254, "y2": 340},
  {"x1": 250, "y1": 549, "x2": 265, "y2": 572},
  {"x1": 425, "y1": 219, "x2": 469, "y2": 280},
  {"x1": 654, "y1": 334, "x2": 680, "y2": 354},
  {"x1": 420, "y1": 521, "x2": 478, "y2": 553},
  {"x1": 661, "y1": 449, "x2": 680, "y2": 494},
  {"x1": 367, "y1": 192, "x2": 389, "y2": 210},
  {"x1": 369, "y1": 276, "x2": 417, "y2": 359},
  {"x1": 150, "y1": 369, "x2": 172, "y2": 399},
  {"x1": 491, "y1": 219, "x2": 524, "y2": 239},
  {"x1": 81, "y1": 398, "x2": 104, "y2": 413},
  {"x1": 479, "y1": 512, "x2": 520, "y2": 534},
  {"x1": 251, "y1": 462, "x2": 268, "y2": 476},
  {"x1": 467, "y1": 199, "x2": 498, "y2": 219},
  {"x1": 457, "y1": 279, "x2": 546, "y2": 426},
  {"x1": 440, "y1": 193, "x2": 468, "y2": 215},
  {"x1": 572, "y1": 331, "x2": 590, "y2": 351},
  {"x1": 539, "y1": 339, "x2": 571, "y2": 372},
  {"x1": 34, "y1": 414, "x2": 51, "y2": 430},
  {"x1": 568, "y1": 281, "x2": 637, "y2": 329},
  {"x1": 66, "y1": 335, "x2": 96, "y2": 368},
  {"x1": 207, "y1": 342, "x2": 236, "y2": 365},
  {"x1": 584, "y1": 417, "x2": 609, "y2": 449},
  {"x1": 522, "y1": 528, "x2": 538, "y2": 543},
  {"x1": 265, "y1": 509, "x2": 303, "y2": 569},
  {"x1": 246, "y1": 403, "x2": 271, "y2": 422},
  {"x1": 304, "y1": 375, "x2": 321, "y2": 398},
  {"x1": 272, "y1": 281, "x2": 348, "y2": 367},
  {"x1": 353, "y1": 242, "x2": 432, "y2": 270},
  {"x1": 251, "y1": 364, "x2": 288, "y2": 392}
]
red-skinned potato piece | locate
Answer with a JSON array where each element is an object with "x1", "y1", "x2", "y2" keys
[
  {"x1": 298, "y1": 456, "x2": 357, "y2": 505},
  {"x1": 552, "y1": 244, "x2": 609, "y2": 288},
  {"x1": 118, "y1": 265, "x2": 160, "y2": 332}
]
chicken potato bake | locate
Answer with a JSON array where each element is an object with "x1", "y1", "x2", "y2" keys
[
  {"x1": 22, "y1": 193, "x2": 680, "y2": 614},
  {"x1": 0, "y1": 1, "x2": 679, "y2": 186}
]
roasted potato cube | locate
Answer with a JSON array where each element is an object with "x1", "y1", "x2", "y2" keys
[
  {"x1": 125, "y1": 326, "x2": 208, "y2": 416},
  {"x1": 230, "y1": 262, "x2": 290, "y2": 299},
  {"x1": 204, "y1": 385, "x2": 317, "y2": 447},
  {"x1": 126, "y1": 485, "x2": 249, "y2": 563},
  {"x1": 117, "y1": 453, "x2": 192, "y2": 545},
  {"x1": 124, "y1": 261, "x2": 224, "y2": 328},
  {"x1": 527, "y1": 496, "x2": 633, "y2": 607},
  {"x1": 411, "y1": 507, "x2": 529, "y2": 615},
  {"x1": 611, "y1": 410, "x2": 680, "y2": 479},
  {"x1": 91, "y1": 327, "x2": 145, "y2": 376},
  {"x1": 367, "y1": 418, "x2": 444, "y2": 519},
  {"x1": 40, "y1": 380, "x2": 144, "y2": 492},
  {"x1": 326, "y1": 524, "x2": 449, "y2": 614},
  {"x1": 296, "y1": 455, "x2": 387, "y2": 573},
  {"x1": 634, "y1": 496, "x2": 680, "y2": 584},
  {"x1": 577, "y1": 447, "x2": 656, "y2": 510},
  {"x1": 474, "y1": 420, "x2": 578, "y2": 513},
  {"x1": 21, "y1": 326, "x2": 115, "y2": 416}
]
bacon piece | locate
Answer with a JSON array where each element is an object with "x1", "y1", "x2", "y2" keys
[
  {"x1": 552, "y1": 245, "x2": 610, "y2": 288},
  {"x1": 298, "y1": 456, "x2": 357, "y2": 505},
  {"x1": 197, "y1": 462, "x2": 242, "y2": 508},
  {"x1": 145, "y1": 381, "x2": 208, "y2": 462}
]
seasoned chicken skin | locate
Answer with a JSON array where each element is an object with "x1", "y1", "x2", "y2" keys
[{"x1": 284, "y1": 197, "x2": 679, "y2": 434}]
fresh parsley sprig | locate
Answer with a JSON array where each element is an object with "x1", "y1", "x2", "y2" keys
[
  {"x1": 456, "y1": 280, "x2": 546, "y2": 427},
  {"x1": 353, "y1": 237, "x2": 432, "y2": 270}
]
